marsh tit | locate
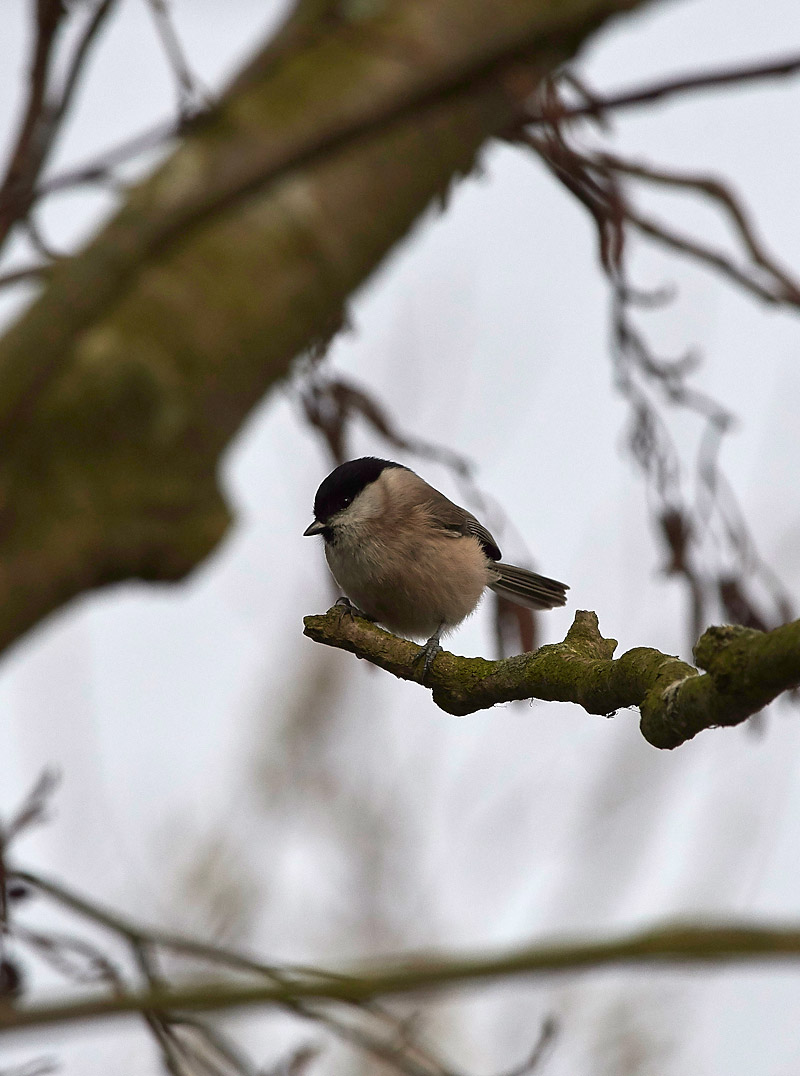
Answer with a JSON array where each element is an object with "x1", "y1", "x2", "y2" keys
[{"x1": 304, "y1": 457, "x2": 568, "y2": 677}]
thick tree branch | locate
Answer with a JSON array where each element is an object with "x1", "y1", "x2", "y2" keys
[
  {"x1": 4, "y1": 920, "x2": 800, "y2": 1035},
  {"x1": 303, "y1": 608, "x2": 800, "y2": 748},
  {"x1": 0, "y1": 0, "x2": 655, "y2": 657},
  {"x1": 27, "y1": 50, "x2": 800, "y2": 211}
]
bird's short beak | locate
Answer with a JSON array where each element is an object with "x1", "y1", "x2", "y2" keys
[{"x1": 303, "y1": 519, "x2": 325, "y2": 536}]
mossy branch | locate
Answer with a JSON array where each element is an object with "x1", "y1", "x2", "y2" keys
[
  {"x1": 6, "y1": 866, "x2": 800, "y2": 1037},
  {"x1": 4, "y1": 918, "x2": 800, "y2": 1035},
  {"x1": 303, "y1": 607, "x2": 800, "y2": 748}
]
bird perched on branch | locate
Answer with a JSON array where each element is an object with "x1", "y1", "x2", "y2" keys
[{"x1": 304, "y1": 457, "x2": 568, "y2": 678}]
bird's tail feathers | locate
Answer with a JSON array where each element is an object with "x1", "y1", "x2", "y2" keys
[{"x1": 488, "y1": 562, "x2": 568, "y2": 611}]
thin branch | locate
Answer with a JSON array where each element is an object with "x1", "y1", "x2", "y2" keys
[
  {"x1": 0, "y1": 0, "x2": 118, "y2": 251},
  {"x1": 143, "y1": 0, "x2": 209, "y2": 113},
  {"x1": 12, "y1": 869, "x2": 334, "y2": 984},
  {"x1": 3, "y1": 771, "x2": 60, "y2": 845},
  {"x1": 0, "y1": 0, "x2": 67, "y2": 248},
  {"x1": 261, "y1": 1044, "x2": 321, "y2": 1076},
  {"x1": 57, "y1": 0, "x2": 118, "y2": 116},
  {"x1": 303, "y1": 607, "x2": 800, "y2": 748},
  {"x1": 130, "y1": 940, "x2": 195, "y2": 1076},
  {"x1": 497, "y1": 1018, "x2": 557, "y2": 1076},
  {"x1": 6, "y1": 921, "x2": 800, "y2": 1034},
  {"x1": 521, "y1": 129, "x2": 800, "y2": 311},
  {"x1": 625, "y1": 205, "x2": 798, "y2": 307},
  {"x1": 0, "y1": 1061, "x2": 58, "y2": 1076},
  {"x1": 34, "y1": 117, "x2": 184, "y2": 199},
  {"x1": 517, "y1": 94, "x2": 798, "y2": 647},
  {"x1": 14, "y1": 924, "x2": 124, "y2": 990},
  {"x1": 0, "y1": 263, "x2": 50, "y2": 291},
  {"x1": 173, "y1": 1017, "x2": 263, "y2": 1076},
  {"x1": 597, "y1": 153, "x2": 800, "y2": 300},
  {"x1": 22, "y1": 216, "x2": 61, "y2": 262},
  {"x1": 289, "y1": 1003, "x2": 459, "y2": 1076},
  {"x1": 11, "y1": 869, "x2": 459, "y2": 1076},
  {"x1": 526, "y1": 52, "x2": 800, "y2": 124}
]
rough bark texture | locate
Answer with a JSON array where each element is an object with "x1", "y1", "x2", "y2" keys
[
  {"x1": 0, "y1": 0, "x2": 655, "y2": 656},
  {"x1": 303, "y1": 608, "x2": 800, "y2": 747}
]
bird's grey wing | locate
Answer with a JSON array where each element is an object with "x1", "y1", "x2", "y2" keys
[{"x1": 422, "y1": 488, "x2": 502, "y2": 561}]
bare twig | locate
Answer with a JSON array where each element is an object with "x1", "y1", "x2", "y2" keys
[
  {"x1": 0, "y1": 0, "x2": 68, "y2": 248},
  {"x1": 0, "y1": 263, "x2": 50, "y2": 291},
  {"x1": 527, "y1": 52, "x2": 800, "y2": 124},
  {"x1": 58, "y1": 0, "x2": 118, "y2": 113},
  {"x1": 130, "y1": 940, "x2": 197, "y2": 1076},
  {"x1": 143, "y1": 0, "x2": 209, "y2": 113},
  {"x1": 297, "y1": 371, "x2": 473, "y2": 477},
  {"x1": 625, "y1": 206, "x2": 798, "y2": 307},
  {"x1": 0, "y1": 1061, "x2": 58, "y2": 1076},
  {"x1": 597, "y1": 153, "x2": 800, "y2": 302},
  {"x1": 10, "y1": 869, "x2": 463, "y2": 1076},
  {"x1": 3, "y1": 771, "x2": 60, "y2": 844},
  {"x1": 14, "y1": 925, "x2": 124, "y2": 990},
  {"x1": 291, "y1": 1002, "x2": 460, "y2": 1076},
  {"x1": 515, "y1": 74, "x2": 799, "y2": 649},
  {"x1": 0, "y1": 0, "x2": 118, "y2": 252},
  {"x1": 22, "y1": 215, "x2": 61, "y2": 263},
  {"x1": 260, "y1": 1044, "x2": 321, "y2": 1076},
  {"x1": 175, "y1": 1016, "x2": 265, "y2": 1076},
  {"x1": 34, "y1": 116, "x2": 186, "y2": 199},
  {"x1": 497, "y1": 1017, "x2": 557, "y2": 1076},
  {"x1": 12, "y1": 868, "x2": 330, "y2": 984}
]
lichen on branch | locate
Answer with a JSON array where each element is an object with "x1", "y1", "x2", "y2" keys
[{"x1": 303, "y1": 607, "x2": 800, "y2": 748}]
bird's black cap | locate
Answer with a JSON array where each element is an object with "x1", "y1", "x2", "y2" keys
[{"x1": 313, "y1": 457, "x2": 406, "y2": 522}]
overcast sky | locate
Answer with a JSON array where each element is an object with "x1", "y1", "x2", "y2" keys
[{"x1": 1, "y1": 1, "x2": 800, "y2": 1073}]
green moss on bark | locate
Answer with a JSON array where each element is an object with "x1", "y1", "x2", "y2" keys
[{"x1": 305, "y1": 607, "x2": 800, "y2": 748}]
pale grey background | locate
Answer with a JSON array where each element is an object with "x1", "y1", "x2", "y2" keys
[{"x1": 1, "y1": 0, "x2": 799, "y2": 1072}]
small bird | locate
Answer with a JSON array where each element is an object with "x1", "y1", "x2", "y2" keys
[{"x1": 304, "y1": 457, "x2": 568, "y2": 678}]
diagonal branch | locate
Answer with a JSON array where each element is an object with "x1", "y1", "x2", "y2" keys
[
  {"x1": 16, "y1": 50, "x2": 800, "y2": 220},
  {"x1": 0, "y1": 0, "x2": 118, "y2": 252},
  {"x1": 0, "y1": 0, "x2": 68, "y2": 249},
  {"x1": 303, "y1": 607, "x2": 800, "y2": 749},
  {"x1": 0, "y1": 0, "x2": 658, "y2": 660},
  {"x1": 624, "y1": 205, "x2": 799, "y2": 307},
  {"x1": 143, "y1": 0, "x2": 208, "y2": 114}
]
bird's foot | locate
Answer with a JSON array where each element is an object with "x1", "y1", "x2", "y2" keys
[
  {"x1": 334, "y1": 596, "x2": 375, "y2": 622},
  {"x1": 413, "y1": 631, "x2": 443, "y2": 684}
]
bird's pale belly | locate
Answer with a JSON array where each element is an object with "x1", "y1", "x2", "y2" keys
[{"x1": 325, "y1": 535, "x2": 488, "y2": 639}]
